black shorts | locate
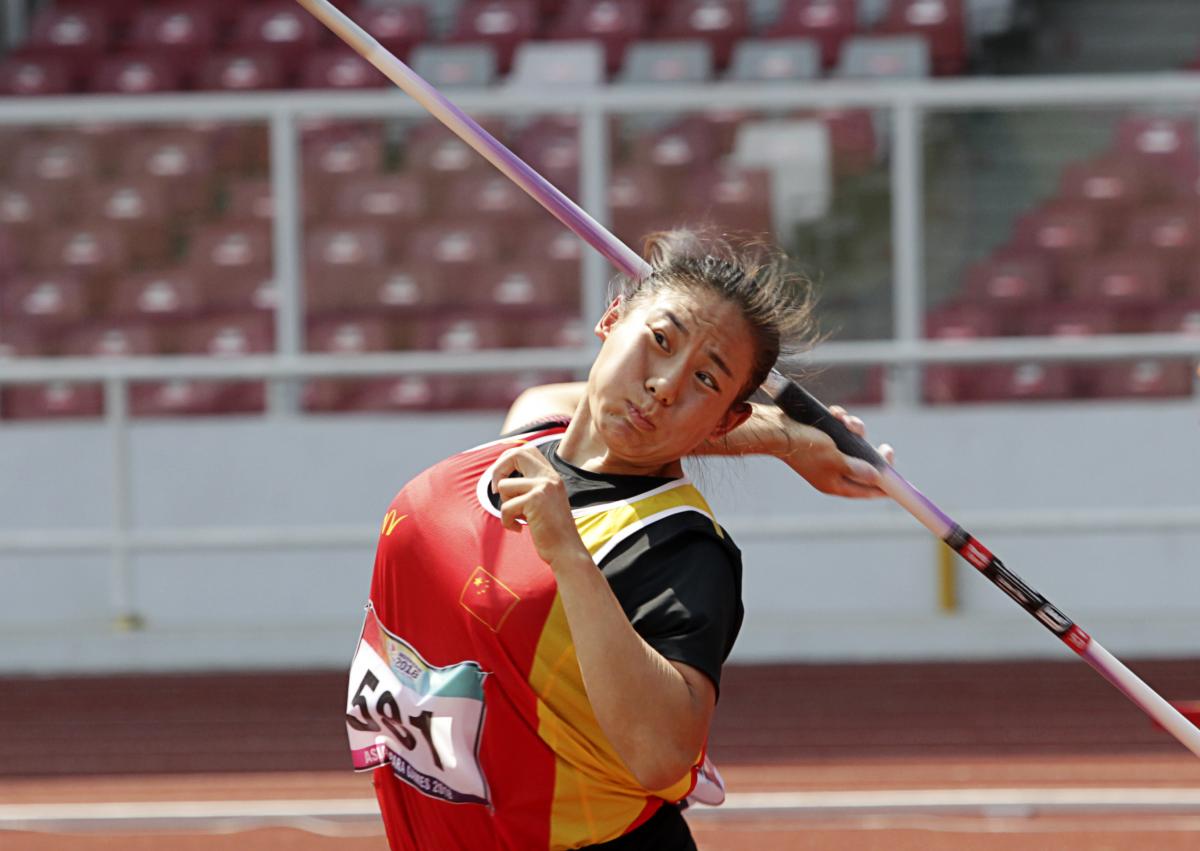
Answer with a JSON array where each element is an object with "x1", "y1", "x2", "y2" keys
[{"x1": 585, "y1": 803, "x2": 696, "y2": 851}]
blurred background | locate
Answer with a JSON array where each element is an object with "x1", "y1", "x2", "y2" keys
[{"x1": 0, "y1": 0, "x2": 1198, "y2": 802}]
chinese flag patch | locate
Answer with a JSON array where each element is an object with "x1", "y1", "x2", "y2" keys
[{"x1": 459, "y1": 566, "x2": 520, "y2": 633}]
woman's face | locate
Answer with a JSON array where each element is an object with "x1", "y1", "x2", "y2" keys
[{"x1": 584, "y1": 286, "x2": 758, "y2": 475}]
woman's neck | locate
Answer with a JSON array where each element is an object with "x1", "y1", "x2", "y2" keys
[{"x1": 557, "y1": 398, "x2": 683, "y2": 478}]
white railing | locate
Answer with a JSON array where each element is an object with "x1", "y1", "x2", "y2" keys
[{"x1": 1, "y1": 76, "x2": 1199, "y2": 628}]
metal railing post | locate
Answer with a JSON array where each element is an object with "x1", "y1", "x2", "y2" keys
[
  {"x1": 104, "y1": 375, "x2": 141, "y2": 631},
  {"x1": 268, "y1": 108, "x2": 304, "y2": 416},
  {"x1": 888, "y1": 98, "x2": 924, "y2": 408}
]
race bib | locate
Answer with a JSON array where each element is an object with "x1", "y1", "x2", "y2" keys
[{"x1": 346, "y1": 603, "x2": 490, "y2": 805}]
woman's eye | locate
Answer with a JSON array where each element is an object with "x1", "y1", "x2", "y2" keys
[
  {"x1": 652, "y1": 330, "x2": 668, "y2": 349},
  {"x1": 697, "y1": 372, "x2": 717, "y2": 390}
]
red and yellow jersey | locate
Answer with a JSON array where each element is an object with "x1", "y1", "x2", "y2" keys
[{"x1": 349, "y1": 424, "x2": 741, "y2": 850}]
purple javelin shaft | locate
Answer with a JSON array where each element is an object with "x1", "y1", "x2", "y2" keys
[{"x1": 296, "y1": 0, "x2": 1200, "y2": 759}]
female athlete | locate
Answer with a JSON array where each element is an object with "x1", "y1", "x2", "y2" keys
[{"x1": 347, "y1": 230, "x2": 893, "y2": 850}]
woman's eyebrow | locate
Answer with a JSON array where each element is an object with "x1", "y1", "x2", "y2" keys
[{"x1": 665, "y1": 310, "x2": 733, "y2": 380}]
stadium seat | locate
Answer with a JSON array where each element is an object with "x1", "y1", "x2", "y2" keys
[
  {"x1": 449, "y1": 0, "x2": 539, "y2": 74},
  {"x1": 797, "y1": 108, "x2": 878, "y2": 176},
  {"x1": 617, "y1": 40, "x2": 714, "y2": 84},
  {"x1": 549, "y1": 0, "x2": 647, "y2": 75},
  {"x1": 1066, "y1": 252, "x2": 1168, "y2": 311},
  {"x1": 507, "y1": 40, "x2": 605, "y2": 88},
  {"x1": 445, "y1": 262, "x2": 577, "y2": 311},
  {"x1": 195, "y1": 51, "x2": 287, "y2": 92},
  {"x1": 513, "y1": 220, "x2": 586, "y2": 286},
  {"x1": 682, "y1": 164, "x2": 774, "y2": 237},
  {"x1": 0, "y1": 54, "x2": 74, "y2": 95},
  {"x1": 198, "y1": 272, "x2": 278, "y2": 315},
  {"x1": 1, "y1": 273, "x2": 91, "y2": 326},
  {"x1": 297, "y1": 49, "x2": 388, "y2": 89},
  {"x1": 511, "y1": 116, "x2": 582, "y2": 196},
  {"x1": 961, "y1": 253, "x2": 1054, "y2": 308},
  {"x1": 1122, "y1": 204, "x2": 1200, "y2": 290},
  {"x1": 1057, "y1": 156, "x2": 1148, "y2": 236},
  {"x1": 3, "y1": 382, "x2": 104, "y2": 419},
  {"x1": 403, "y1": 120, "x2": 500, "y2": 186},
  {"x1": 229, "y1": 2, "x2": 326, "y2": 78},
  {"x1": 303, "y1": 132, "x2": 388, "y2": 209},
  {"x1": 90, "y1": 54, "x2": 184, "y2": 94},
  {"x1": 1114, "y1": 115, "x2": 1198, "y2": 196},
  {"x1": 878, "y1": 0, "x2": 966, "y2": 76},
  {"x1": 726, "y1": 38, "x2": 821, "y2": 82},
  {"x1": 408, "y1": 43, "x2": 499, "y2": 88},
  {"x1": 655, "y1": 0, "x2": 750, "y2": 70},
  {"x1": 119, "y1": 131, "x2": 216, "y2": 218},
  {"x1": 34, "y1": 225, "x2": 128, "y2": 284},
  {"x1": 109, "y1": 268, "x2": 204, "y2": 322},
  {"x1": 54, "y1": 0, "x2": 141, "y2": 28},
  {"x1": 1151, "y1": 299, "x2": 1200, "y2": 334},
  {"x1": 803, "y1": 365, "x2": 885, "y2": 407},
  {"x1": 442, "y1": 171, "x2": 543, "y2": 236},
  {"x1": 764, "y1": 0, "x2": 858, "y2": 70},
  {"x1": 608, "y1": 164, "x2": 670, "y2": 247},
  {"x1": 922, "y1": 301, "x2": 1002, "y2": 402},
  {"x1": 126, "y1": 5, "x2": 219, "y2": 65},
  {"x1": 307, "y1": 314, "x2": 397, "y2": 354},
  {"x1": 0, "y1": 184, "x2": 55, "y2": 247},
  {"x1": 406, "y1": 224, "x2": 502, "y2": 277},
  {"x1": 1010, "y1": 203, "x2": 1103, "y2": 288},
  {"x1": 63, "y1": 321, "x2": 161, "y2": 357},
  {"x1": 1024, "y1": 302, "x2": 1118, "y2": 338},
  {"x1": 224, "y1": 177, "x2": 275, "y2": 223},
  {"x1": 835, "y1": 34, "x2": 931, "y2": 78},
  {"x1": 23, "y1": 7, "x2": 112, "y2": 74},
  {"x1": 185, "y1": 222, "x2": 274, "y2": 278},
  {"x1": 629, "y1": 117, "x2": 721, "y2": 186},
  {"x1": 521, "y1": 315, "x2": 591, "y2": 349},
  {"x1": 85, "y1": 179, "x2": 173, "y2": 266},
  {"x1": 972, "y1": 361, "x2": 1076, "y2": 403},
  {"x1": 357, "y1": 3, "x2": 429, "y2": 59},
  {"x1": 1089, "y1": 359, "x2": 1194, "y2": 400},
  {"x1": 0, "y1": 327, "x2": 42, "y2": 359},
  {"x1": 347, "y1": 374, "x2": 452, "y2": 411},
  {"x1": 411, "y1": 314, "x2": 508, "y2": 351},
  {"x1": 333, "y1": 173, "x2": 429, "y2": 227},
  {"x1": 304, "y1": 223, "x2": 392, "y2": 294},
  {"x1": 13, "y1": 134, "x2": 98, "y2": 201}
]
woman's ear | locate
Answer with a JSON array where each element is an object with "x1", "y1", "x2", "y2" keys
[
  {"x1": 710, "y1": 401, "x2": 752, "y2": 440},
  {"x1": 594, "y1": 296, "x2": 623, "y2": 340}
]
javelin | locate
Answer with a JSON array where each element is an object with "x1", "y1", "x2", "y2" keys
[{"x1": 294, "y1": 0, "x2": 1200, "y2": 759}]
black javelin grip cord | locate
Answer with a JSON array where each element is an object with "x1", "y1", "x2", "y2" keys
[{"x1": 293, "y1": 0, "x2": 1200, "y2": 758}]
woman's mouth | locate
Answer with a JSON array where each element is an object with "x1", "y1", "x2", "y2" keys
[{"x1": 626, "y1": 402, "x2": 656, "y2": 431}]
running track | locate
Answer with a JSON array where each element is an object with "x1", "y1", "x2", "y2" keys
[{"x1": 3, "y1": 659, "x2": 1198, "y2": 849}]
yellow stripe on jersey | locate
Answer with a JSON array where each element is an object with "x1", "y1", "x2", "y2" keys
[{"x1": 529, "y1": 480, "x2": 719, "y2": 849}]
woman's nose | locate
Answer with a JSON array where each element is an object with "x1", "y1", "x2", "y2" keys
[{"x1": 645, "y1": 373, "x2": 678, "y2": 405}]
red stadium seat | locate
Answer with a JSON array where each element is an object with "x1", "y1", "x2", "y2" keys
[
  {"x1": 85, "y1": 179, "x2": 173, "y2": 266},
  {"x1": 521, "y1": 315, "x2": 591, "y2": 349},
  {"x1": 629, "y1": 117, "x2": 721, "y2": 186},
  {"x1": 797, "y1": 108, "x2": 878, "y2": 176},
  {"x1": 186, "y1": 222, "x2": 274, "y2": 278},
  {"x1": 91, "y1": 54, "x2": 185, "y2": 94},
  {"x1": 109, "y1": 269, "x2": 204, "y2": 322},
  {"x1": 3, "y1": 382, "x2": 104, "y2": 419},
  {"x1": 229, "y1": 2, "x2": 325, "y2": 77},
  {"x1": 549, "y1": 0, "x2": 647, "y2": 75},
  {"x1": 303, "y1": 131, "x2": 387, "y2": 208},
  {"x1": 765, "y1": 0, "x2": 857, "y2": 70},
  {"x1": 406, "y1": 224, "x2": 502, "y2": 274},
  {"x1": 1151, "y1": 299, "x2": 1200, "y2": 334},
  {"x1": 878, "y1": 0, "x2": 966, "y2": 76},
  {"x1": 197, "y1": 271, "x2": 278, "y2": 315},
  {"x1": 0, "y1": 327, "x2": 43, "y2": 359},
  {"x1": 304, "y1": 223, "x2": 392, "y2": 292},
  {"x1": 195, "y1": 51, "x2": 287, "y2": 92},
  {"x1": 449, "y1": 0, "x2": 539, "y2": 74},
  {"x1": 411, "y1": 314, "x2": 508, "y2": 351},
  {"x1": 55, "y1": 0, "x2": 141, "y2": 28},
  {"x1": 348, "y1": 375, "x2": 452, "y2": 411},
  {"x1": 1090, "y1": 359, "x2": 1194, "y2": 400},
  {"x1": 126, "y1": 5, "x2": 219, "y2": 64},
  {"x1": 358, "y1": 4, "x2": 429, "y2": 60},
  {"x1": 1122, "y1": 204, "x2": 1200, "y2": 290},
  {"x1": 224, "y1": 177, "x2": 275, "y2": 223},
  {"x1": 304, "y1": 313, "x2": 400, "y2": 412},
  {"x1": 445, "y1": 263, "x2": 577, "y2": 311},
  {"x1": 608, "y1": 164, "x2": 670, "y2": 247},
  {"x1": 403, "y1": 119, "x2": 503, "y2": 185},
  {"x1": 34, "y1": 225, "x2": 128, "y2": 284},
  {"x1": 24, "y1": 7, "x2": 112, "y2": 70},
  {"x1": 0, "y1": 54, "x2": 74, "y2": 95},
  {"x1": 309, "y1": 264, "x2": 444, "y2": 313},
  {"x1": 1066, "y1": 253, "x2": 1168, "y2": 313},
  {"x1": 513, "y1": 220, "x2": 586, "y2": 286},
  {"x1": 442, "y1": 171, "x2": 543, "y2": 236},
  {"x1": 62, "y1": 321, "x2": 161, "y2": 357},
  {"x1": 683, "y1": 165, "x2": 773, "y2": 237},
  {"x1": 1010, "y1": 203, "x2": 1103, "y2": 288},
  {"x1": 119, "y1": 130, "x2": 216, "y2": 218},
  {"x1": 510, "y1": 116, "x2": 585, "y2": 197},
  {"x1": 333, "y1": 173, "x2": 429, "y2": 227},
  {"x1": 655, "y1": 0, "x2": 749, "y2": 70},
  {"x1": 961, "y1": 253, "x2": 1054, "y2": 308},
  {"x1": 1114, "y1": 115, "x2": 1198, "y2": 196},
  {"x1": 297, "y1": 49, "x2": 387, "y2": 90},
  {"x1": 0, "y1": 184, "x2": 56, "y2": 247},
  {"x1": 1057, "y1": 156, "x2": 1148, "y2": 236},
  {"x1": 1024, "y1": 302, "x2": 1118, "y2": 338},
  {"x1": 922, "y1": 301, "x2": 1001, "y2": 403},
  {"x1": 13, "y1": 134, "x2": 98, "y2": 200},
  {"x1": 973, "y1": 362, "x2": 1076, "y2": 403},
  {"x1": 1, "y1": 273, "x2": 91, "y2": 326}
]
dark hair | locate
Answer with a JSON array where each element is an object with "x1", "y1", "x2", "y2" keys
[{"x1": 613, "y1": 229, "x2": 818, "y2": 402}]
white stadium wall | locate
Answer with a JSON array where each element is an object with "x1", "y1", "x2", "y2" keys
[{"x1": 0, "y1": 400, "x2": 1197, "y2": 675}]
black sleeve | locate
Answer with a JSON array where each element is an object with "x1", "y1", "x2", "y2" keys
[{"x1": 601, "y1": 527, "x2": 744, "y2": 696}]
